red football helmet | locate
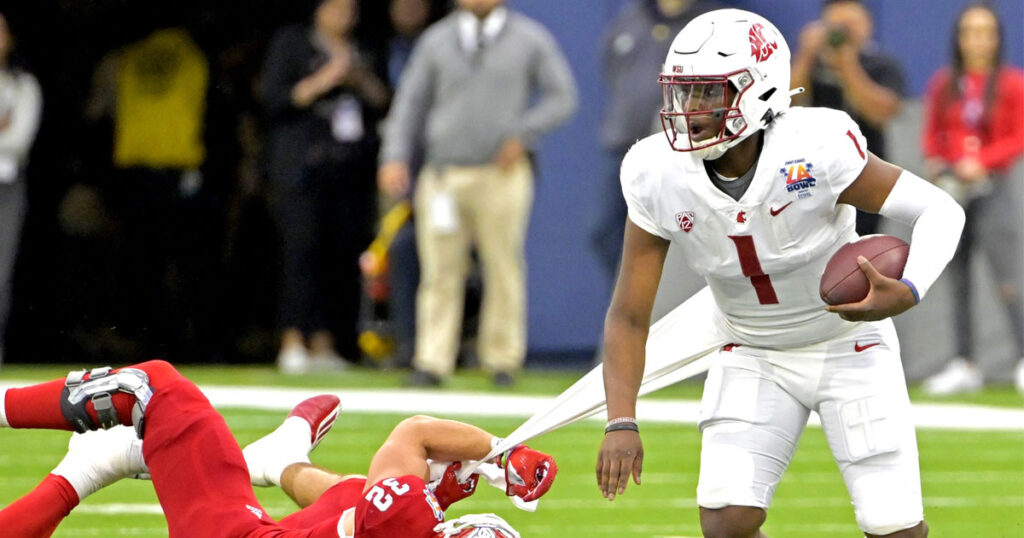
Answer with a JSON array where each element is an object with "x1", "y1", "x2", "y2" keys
[{"x1": 434, "y1": 513, "x2": 520, "y2": 538}]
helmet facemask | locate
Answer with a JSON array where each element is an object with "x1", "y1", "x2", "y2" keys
[
  {"x1": 659, "y1": 68, "x2": 757, "y2": 159},
  {"x1": 659, "y1": 69, "x2": 755, "y2": 160}
]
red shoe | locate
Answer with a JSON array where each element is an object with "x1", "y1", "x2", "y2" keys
[
  {"x1": 288, "y1": 394, "x2": 341, "y2": 451},
  {"x1": 243, "y1": 394, "x2": 341, "y2": 487}
]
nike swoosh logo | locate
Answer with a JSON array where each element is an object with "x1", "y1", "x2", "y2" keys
[
  {"x1": 854, "y1": 342, "x2": 881, "y2": 352},
  {"x1": 769, "y1": 201, "x2": 793, "y2": 216}
]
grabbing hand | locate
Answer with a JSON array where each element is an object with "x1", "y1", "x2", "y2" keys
[
  {"x1": 431, "y1": 462, "x2": 479, "y2": 510},
  {"x1": 596, "y1": 430, "x2": 643, "y2": 501},
  {"x1": 500, "y1": 445, "x2": 557, "y2": 502},
  {"x1": 825, "y1": 256, "x2": 917, "y2": 321}
]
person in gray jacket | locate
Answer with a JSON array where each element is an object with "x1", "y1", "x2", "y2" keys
[
  {"x1": 591, "y1": 0, "x2": 719, "y2": 286},
  {"x1": 378, "y1": 0, "x2": 577, "y2": 387},
  {"x1": 0, "y1": 12, "x2": 42, "y2": 367}
]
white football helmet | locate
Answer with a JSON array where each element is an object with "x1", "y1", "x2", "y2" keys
[
  {"x1": 434, "y1": 513, "x2": 520, "y2": 538},
  {"x1": 659, "y1": 9, "x2": 793, "y2": 160}
]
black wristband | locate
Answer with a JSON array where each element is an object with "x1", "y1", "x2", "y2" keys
[{"x1": 604, "y1": 422, "x2": 639, "y2": 434}]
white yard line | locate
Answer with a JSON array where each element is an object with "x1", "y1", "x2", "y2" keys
[
  {"x1": 64, "y1": 494, "x2": 1023, "y2": 517},
  {"x1": 1, "y1": 381, "x2": 1022, "y2": 431},
  {"x1": 202, "y1": 384, "x2": 1024, "y2": 431}
]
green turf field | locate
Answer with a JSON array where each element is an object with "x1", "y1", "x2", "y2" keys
[{"x1": 1, "y1": 366, "x2": 1022, "y2": 537}]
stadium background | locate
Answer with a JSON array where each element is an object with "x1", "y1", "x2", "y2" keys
[
  {"x1": 0, "y1": 2, "x2": 1021, "y2": 535},
  {"x1": 0, "y1": 0, "x2": 1022, "y2": 372}
]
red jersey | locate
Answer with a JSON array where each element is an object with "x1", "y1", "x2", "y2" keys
[{"x1": 355, "y1": 476, "x2": 445, "y2": 538}]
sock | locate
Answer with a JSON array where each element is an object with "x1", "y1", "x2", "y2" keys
[
  {"x1": 270, "y1": 416, "x2": 313, "y2": 486},
  {"x1": 0, "y1": 474, "x2": 80, "y2": 538},
  {"x1": 246, "y1": 416, "x2": 312, "y2": 487},
  {"x1": 0, "y1": 388, "x2": 8, "y2": 427},
  {"x1": 52, "y1": 442, "x2": 103, "y2": 501},
  {"x1": 50, "y1": 428, "x2": 147, "y2": 500}
]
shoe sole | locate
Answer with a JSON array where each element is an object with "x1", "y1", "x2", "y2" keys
[{"x1": 288, "y1": 395, "x2": 341, "y2": 450}]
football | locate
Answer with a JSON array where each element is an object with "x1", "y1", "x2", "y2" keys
[{"x1": 819, "y1": 234, "x2": 910, "y2": 305}]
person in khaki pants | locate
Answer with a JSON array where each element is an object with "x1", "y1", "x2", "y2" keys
[{"x1": 378, "y1": 0, "x2": 577, "y2": 386}]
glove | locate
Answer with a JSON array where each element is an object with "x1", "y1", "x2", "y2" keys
[
  {"x1": 431, "y1": 462, "x2": 479, "y2": 510},
  {"x1": 500, "y1": 445, "x2": 557, "y2": 502}
]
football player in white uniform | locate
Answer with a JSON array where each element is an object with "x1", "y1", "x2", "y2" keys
[{"x1": 595, "y1": 9, "x2": 964, "y2": 538}]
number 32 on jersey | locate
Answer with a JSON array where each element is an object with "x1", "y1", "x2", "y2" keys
[{"x1": 365, "y1": 478, "x2": 411, "y2": 511}]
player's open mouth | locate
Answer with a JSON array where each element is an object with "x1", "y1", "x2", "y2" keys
[{"x1": 687, "y1": 118, "x2": 717, "y2": 142}]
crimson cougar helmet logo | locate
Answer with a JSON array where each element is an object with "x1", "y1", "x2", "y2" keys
[{"x1": 748, "y1": 23, "x2": 778, "y2": 62}]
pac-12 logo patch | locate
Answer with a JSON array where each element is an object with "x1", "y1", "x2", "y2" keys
[
  {"x1": 749, "y1": 23, "x2": 778, "y2": 63},
  {"x1": 780, "y1": 159, "x2": 817, "y2": 198},
  {"x1": 675, "y1": 211, "x2": 695, "y2": 233}
]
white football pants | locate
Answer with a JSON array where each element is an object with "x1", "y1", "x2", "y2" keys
[{"x1": 696, "y1": 318, "x2": 925, "y2": 535}]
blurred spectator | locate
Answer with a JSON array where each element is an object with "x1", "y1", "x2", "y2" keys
[
  {"x1": 380, "y1": 0, "x2": 435, "y2": 369},
  {"x1": 791, "y1": 0, "x2": 904, "y2": 236},
  {"x1": 378, "y1": 0, "x2": 577, "y2": 387},
  {"x1": 591, "y1": 0, "x2": 719, "y2": 286},
  {"x1": 920, "y1": 3, "x2": 1024, "y2": 395},
  {"x1": 83, "y1": 26, "x2": 210, "y2": 361},
  {"x1": 260, "y1": 0, "x2": 389, "y2": 374},
  {"x1": 388, "y1": 0, "x2": 432, "y2": 88},
  {"x1": 0, "y1": 12, "x2": 41, "y2": 366}
]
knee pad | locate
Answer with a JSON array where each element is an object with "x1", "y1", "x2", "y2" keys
[{"x1": 60, "y1": 367, "x2": 154, "y2": 438}]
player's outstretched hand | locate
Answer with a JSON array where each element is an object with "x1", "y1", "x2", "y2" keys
[
  {"x1": 432, "y1": 462, "x2": 479, "y2": 510},
  {"x1": 501, "y1": 445, "x2": 558, "y2": 502},
  {"x1": 596, "y1": 430, "x2": 643, "y2": 501},
  {"x1": 824, "y1": 256, "x2": 917, "y2": 322}
]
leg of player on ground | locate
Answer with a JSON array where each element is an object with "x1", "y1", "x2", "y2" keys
[
  {"x1": 0, "y1": 361, "x2": 345, "y2": 538},
  {"x1": 279, "y1": 463, "x2": 354, "y2": 508},
  {"x1": 0, "y1": 474, "x2": 79, "y2": 538},
  {"x1": 243, "y1": 394, "x2": 342, "y2": 489},
  {"x1": 0, "y1": 426, "x2": 145, "y2": 538}
]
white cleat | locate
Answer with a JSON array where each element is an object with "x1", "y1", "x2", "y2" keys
[
  {"x1": 923, "y1": 357, "x2": 983, "y2": 396},
  {"x1": 51, "y1": 426, "x2": 148, "y2": 500},
  {"x1": 243, "y1": 395, "x2": 341, "y2": 487}
]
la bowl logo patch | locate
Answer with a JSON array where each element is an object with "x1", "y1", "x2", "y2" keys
[
  {"x1": 749, "y1": 23, "x2": 778, "y2": 63},
  {"x1": 780, "y1": 159, "x2": 817, "y2": 198},
  {"x1": 424, "y1": 489, "x2": 445, "y2": 521},
  {"x1": 675, "y1": 211, "x2": 695, "y2": 233}
]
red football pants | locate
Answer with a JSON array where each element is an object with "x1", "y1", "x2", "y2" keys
[{"x1": 3, "y1": 361, "x2": 343, "y2": 538}]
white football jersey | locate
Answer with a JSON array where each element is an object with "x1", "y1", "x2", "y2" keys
[{"x1": 622, "y1": 107, "x2": 869, "y2": 348}]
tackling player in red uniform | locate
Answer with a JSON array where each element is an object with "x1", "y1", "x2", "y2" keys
[{"x1": 0, "y1": 360, "x2": 556, "y2": 537}]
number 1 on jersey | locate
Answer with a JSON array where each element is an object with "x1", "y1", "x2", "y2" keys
[{"x1": 728, "y1": 235, "x2": 779, "y2": 305}]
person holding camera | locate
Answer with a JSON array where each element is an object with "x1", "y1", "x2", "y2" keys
[{"x1": 791, "y1": 0, "x2": 905, "y2": 237}]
